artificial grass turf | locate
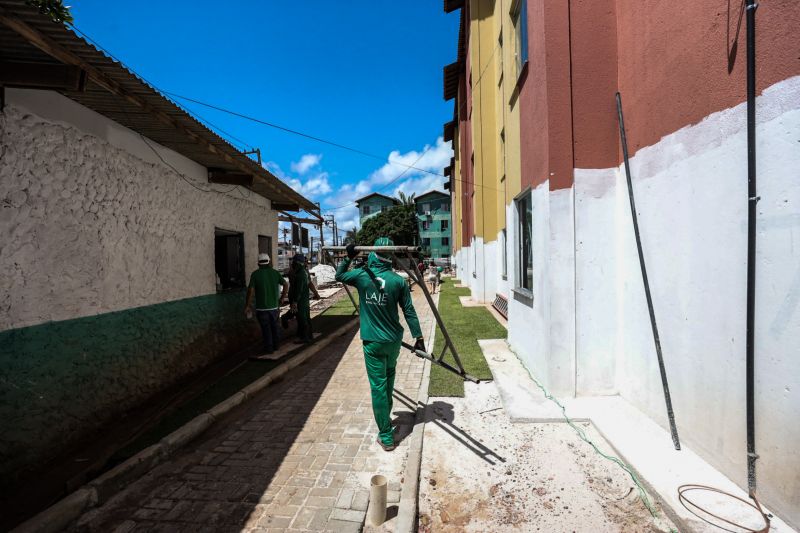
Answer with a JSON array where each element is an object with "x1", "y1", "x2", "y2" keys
[{"x1": 428, "y1": 278, "x2": 506, "y2": 397}]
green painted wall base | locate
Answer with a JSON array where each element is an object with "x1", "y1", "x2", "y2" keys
[{"x1": 0, "y1": 291, "x2": 257, "y2": 484}]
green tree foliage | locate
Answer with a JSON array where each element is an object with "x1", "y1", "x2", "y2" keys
[
  {"x1": 26, "y1": 0, "x2": 73, "y2": 23},
  {"x1": 396, "y1": 191, "x2": 416, "y2": 206},
  {"x1": 356, "y1": 204, "x2": 419, "y2": 246},
  {"x1": 343, "y1": 228, "x2": 357, "y2": 245}
]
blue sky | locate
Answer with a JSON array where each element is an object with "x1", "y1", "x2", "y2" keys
[{"x1": 69, "y1": 1, "x2": 458, "y2": 236}]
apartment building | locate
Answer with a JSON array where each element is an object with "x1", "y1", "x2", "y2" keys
[{"x1": 443, "y1": 0, "x2": 800, "y2": 525}]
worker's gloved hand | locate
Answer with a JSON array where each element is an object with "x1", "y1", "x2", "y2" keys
[
  {"x1": 413, "y1": 337, "x2": 426, "y2": 355},
  {"x1": 346, "y1": 243, "x2": 358, "y2": 259},
  {"x1": 245, "y1": 308, "x2": 253, "y2": 320}
]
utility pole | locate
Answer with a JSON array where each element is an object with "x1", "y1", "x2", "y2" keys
[
  {"x1": 333, "y1": 219, "x2": 339, "y2": 246},
  {"x1": 242, "y1": 148, "x2": 262, "y2": 166},
  {"x1": 316, "y1": 203, "x2": 325, "y2": 265}
]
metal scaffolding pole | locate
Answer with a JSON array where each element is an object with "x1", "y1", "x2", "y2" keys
[{"x1": 322, "y1": 245, "x2": 477, "y2": 383}]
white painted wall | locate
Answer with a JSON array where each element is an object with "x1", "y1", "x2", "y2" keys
[
  {"x1": 547, "y1": 188, "x2": 576, "y2": 396},
  {"x1": 0, "y1": 89, "x2": 279, "y2": 331},
  {"x1": 507, "y1": 182, "x2": 552, "y2": 389},
  {"x1": 457, "y1": 236, "x2": 498, "y2": 303},
  {"x1": 570, "y1": 77, "x2": 800, "y2": 525},
  {"x1": 574, "y1": 168, "x2": 620, "y2": 395}
]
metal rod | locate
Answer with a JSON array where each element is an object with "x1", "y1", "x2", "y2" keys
[
  {"x1": 324, "y1": 248, "x2": 473, "y2": 383},
  {"x1": 394, "y1": 255, "x2": 469, "y2": 374},
  {"x1": 322, "y1": 245, "x2": 422, "y2": 253},
  {"x1": 616, "y1": 92, "x2": 681, "y2": 451},
  {"x1": 745, "y1": 0, "x2": 759, "y2": 497},
  {"x1": 322, "y1": 251, "x2": 359, "y2": 313},
  {"x1": 401, "y1": 342, "x2": 479, "y2": 383}
]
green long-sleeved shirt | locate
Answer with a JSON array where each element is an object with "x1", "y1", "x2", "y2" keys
[
  {"x1": 289, "y1": 266, "x2": 309, "y2": 308},
  {"x1": 335, "y1": 253, "x2": 423, "y2": 343}
]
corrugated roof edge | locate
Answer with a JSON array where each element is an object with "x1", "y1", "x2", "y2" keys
[{"x1": 0, "y1": 0, "x2": 319, "y2": 216}]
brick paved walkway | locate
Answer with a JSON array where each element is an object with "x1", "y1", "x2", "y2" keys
[{"x1": 72, "y1": 289, "x2": 435, "y2": 533}]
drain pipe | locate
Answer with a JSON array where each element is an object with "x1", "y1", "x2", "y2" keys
[
  {"x1": 369, "y1": 474, "x2": 388, "y2": 526},
  {"x1": 744, "y1": 0, "x2": 759, "y2": 498}
]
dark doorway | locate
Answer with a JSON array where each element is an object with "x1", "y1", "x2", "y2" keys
[
  {"x1": 258, "y1": 235, "x2": 273, "y2": 256},
  {"x1": 215, "y1": 228, "x2": 245, "y2": 291}
]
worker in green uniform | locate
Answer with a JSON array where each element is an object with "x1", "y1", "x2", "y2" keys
[
  {"x1": 244, "y1": 253, "x2": 288, "y2": 354},
  {"x1": 289, "y1": 253, "x2": 314, "y2": 343},
  {"x1": 336, "y1": 237, "x2": 425, "y2": 451}
]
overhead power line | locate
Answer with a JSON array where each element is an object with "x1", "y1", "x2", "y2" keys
[
  {"x1": 162, "y1": 91, "x2": 447, "y2": 180},
  {"x1": 67, "y1": 22, "x2": 504, "y2": 212}
]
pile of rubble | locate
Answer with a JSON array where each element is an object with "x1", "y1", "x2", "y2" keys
[{"x1": 310, "y1": 264, "x2": 337, "y2": 287}]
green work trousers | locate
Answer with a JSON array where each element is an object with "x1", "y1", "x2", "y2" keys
[
  {"x1": 296, "y1": 301, "x2": 312, "y2": 342},
  {"x1": 363, "y1": 340, "x2": 402, "y2": 446}
]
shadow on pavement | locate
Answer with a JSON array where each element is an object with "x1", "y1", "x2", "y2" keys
[
  {"x1": 391, "y1": 389, "x2": 506, "y2": 466},
  {"x1": 65, "y1": 325, "x2": 359, "y2": 532}
]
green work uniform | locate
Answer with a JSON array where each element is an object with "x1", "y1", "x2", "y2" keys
[
  {"x1": 336, "y1": 253, "x2": 423, "y2": 446},
  {"x1": 289, "y1": 265, "x2": 313, "y2": 341},
  {"x1": 248, "y1": 265, "x2": 285, "y2": 310}
]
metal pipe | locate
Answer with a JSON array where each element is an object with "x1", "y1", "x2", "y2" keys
[
  {"x1": 401, "y1": 342, "x2": 479, "y2": 383},
  {"x1": 744, "y1": 0, "x2": 759, "y2": 497},
  {"x1": 616, "y1": 92, "x2": 681, "y2": 451},
  {"x1": 322, "y1": 245, "x2": 422, "y2": 253},
  {"x1": 322, "y1": 247, "x2": 474, "y2": 382},
  {"x1": 394, "y1": 259, "x2": 469, "y2": 375}
]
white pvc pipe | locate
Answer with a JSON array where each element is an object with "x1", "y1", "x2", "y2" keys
[{"x1": 369, "y1": 474, "x2": 388, "y2": 526}]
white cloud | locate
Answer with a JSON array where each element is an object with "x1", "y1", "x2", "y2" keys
[
  {"x1": 287, "y1": 173, "x2": 332, "y2": 197},
  {"x1": 319, "y1": 137, "x2": 453, "y2": 227},
  {"x1": 367, "y1": 137, "x2": 452, "y2": 187},
  {"x1": 265, "y1": 160, "x2": 331, "y2": 200},
  {"x1": 291, "y1": 153, "x2": 322, "y2": 174}
]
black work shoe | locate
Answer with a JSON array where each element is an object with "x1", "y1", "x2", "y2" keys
[{"x1": 376, "y1": 437, "x2": 396, "y2": 452}]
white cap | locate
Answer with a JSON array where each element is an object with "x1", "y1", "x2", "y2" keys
[{"x1": 258, "y1": 253, "x2": 271, "y2": 265}]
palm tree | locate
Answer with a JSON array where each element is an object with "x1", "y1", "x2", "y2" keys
[
  {"x1": 343, "y1": 228, "x2": 357, "y2": 245},
  {"x1": 396, "y1": 191, "x2": 416, "y2": 206}
]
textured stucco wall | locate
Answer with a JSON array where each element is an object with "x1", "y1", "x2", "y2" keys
[
  {"x1": 0, "y1": 89, "x2": 280, "y2": 482},
  {"x1": 1, "y1": 89, "x2": 278, "y2": 330}
]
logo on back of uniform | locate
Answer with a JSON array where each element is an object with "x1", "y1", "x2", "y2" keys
[{"x1": 365, "y1": 276, "x2": 387, "y2": 306}]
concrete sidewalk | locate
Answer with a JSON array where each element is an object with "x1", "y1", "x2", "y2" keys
[{"x1": 71, "y1": 289, "x2": 435, "y2": 533}]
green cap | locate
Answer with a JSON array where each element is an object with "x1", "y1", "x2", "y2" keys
[{"x1": 372, "y1": 236, "x2": 394, "y2": 263}]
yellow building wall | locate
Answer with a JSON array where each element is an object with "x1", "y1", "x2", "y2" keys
[
  {"x1": 468, "y1": 0, "x2": 500, "y2": 243},
  {"x1": 497, "y1": 0, "x2": 523, "y2": 227},
  {"x1": 466, "y1": 0, "x2": 521, "y2": 246}
]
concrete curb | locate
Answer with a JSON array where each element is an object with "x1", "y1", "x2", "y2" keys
[
  {"x1": 395, "y1": 293, "x2": 438, "y2": 533},
  {"x1": 12, "y1": 319, "x2": 358, "y2": 533}
]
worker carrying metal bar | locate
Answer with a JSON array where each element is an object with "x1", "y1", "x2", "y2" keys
[{"x1": 335, "y1": 237, "x2": 425, "y2": 452}]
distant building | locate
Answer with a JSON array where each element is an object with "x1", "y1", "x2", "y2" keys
[
  {"x1": 355, "y1": 192, "x2": 399, "y2": 224},
  {"x1": 415, "y1": 190, "x2": 451, "y2": 264}
]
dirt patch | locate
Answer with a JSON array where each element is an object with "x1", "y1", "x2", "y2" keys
[{"x1": 418, "y1": 381, "x2": 676, "y2": 532}]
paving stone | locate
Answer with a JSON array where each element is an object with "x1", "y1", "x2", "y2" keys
[
  {"x1": 256, "y1": 514, "x2": 292, "y2": 529},
  {"x1": 69, "y1": 291, "x2": 434, "y2": 532},
  {"x1": 335, "y1": 488, "x2": 354, "y2": 509},
  {"x1": 330, "y1": 508, "x2": 366, "y2": 523},
  {"x1": 351, "y1": 490, "x2": 370, "y2": 512},
  {"x1": 111, "y1": 520, "x2": 137, "y2": 533},
  {"x1": 305, "y1": 496, "x2": 336, "y2": 508},
  {"x1": 325, "y1": 519, "x2": 364, "y2": 533}
]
